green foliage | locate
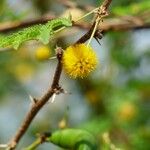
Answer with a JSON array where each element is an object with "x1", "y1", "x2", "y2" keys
[
  {"x1": 112, "y1": 1, "x2": 150, "y2": 16},
  {"x1": 0, "y1": 0, "x2": 24, "y2": 21},
  {"x1": 0, "y1": 18, "x2": 72, "y2": 49},
  {"x1": 108, "y1": 31, "x2": 139, "y2": 69},
  {"x1": 129, "y1": 127, "x2": 150, "y2": 150},
  {"x1": 111, "y1": 0, "x2": 142, "y2": 7},
  {"x1": 0, "y1": 50, "x2": 23, "y2": 98},
  {"x1": 80, "y1": 117, "x2": 111, "y2": 135}
]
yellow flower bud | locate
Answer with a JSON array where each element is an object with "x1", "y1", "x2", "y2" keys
[
  {"x1": 62, "y1": 44, "x2": 98, "y2": 78},
  {"x1": 35, "y1": 46, "x2": 51, "y2": 61}
]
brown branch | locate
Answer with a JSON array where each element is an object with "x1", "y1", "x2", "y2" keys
[
  {"x1": 76, "y1": 0, "x2": 112, "y2": 44},
  {"x1": 1, "y1": 16, "x2": 149, "y2": 35},
  {"x1": 75, "y1": 23, "x2": 96, "y2": 44},
  {"x1": 75, "y1": 18, "x2": 150, "y2": 32},
  {"x1": 8, "y1": 47, "x2": 63, "y2": 150},
  {"x1": 57, "y1": 0, "x2": 94, "y2": 12},
  {"x1": 0, "y1": 0, "x2": 149, "y2": 34},
  {"x1": 75, "y1": 28, "x2": 103, "y2": 44},
  {"x1": 0, "y1": 15, "x2": 149, "y2": 35},
  {"x1": 101, "y1": 0, "x2": 112, "y2": 11},
  {"x1": 57, "y1": 0, "x2": 76, "y2": 8},
  {"x1": 0, "y1": 15, "x2": 55, "y2": 33}
]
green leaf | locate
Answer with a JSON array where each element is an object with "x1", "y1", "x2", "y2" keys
[
  {"x1": 112, "y1": 1, "x2": 150, "y2": 16},
  {"x1": 38, "y1": 25, "x2": 51, "y2": 44},
  {"x1": 0, "y1": 18, "x2": 72, "y2": 49}
]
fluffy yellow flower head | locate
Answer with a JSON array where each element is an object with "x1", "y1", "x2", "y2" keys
[{"x1": 62, "y1": 44, "x2": 98, "y2": 78}]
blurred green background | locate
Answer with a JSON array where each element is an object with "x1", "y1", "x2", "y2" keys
[{"x1": 0, "y1": 0, "x2": 150, "y2": 149}]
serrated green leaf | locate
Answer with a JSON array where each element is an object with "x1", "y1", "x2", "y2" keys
[
  {"x1": 0, "y1": 18, "x2": 72, "y2": 49},
  {"x1": 38, "y1": 25, "x2": 51, "y2": 44}
]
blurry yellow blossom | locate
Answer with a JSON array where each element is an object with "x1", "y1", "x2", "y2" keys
[
  {"x1": 14, "y1": 63, "x2": 34, "y2": 82},
  {"x1": 58, "y1": 118, "x2": 68, "y2": 129},
  {"x1": 86, "y1": 90, "x2": 99, "y2": 104},
  {"x1": 61, "y1": 8, "x2": 84, "y2": 21},
  {"x1": 62, "y1": 44, "x2": 98, "y2": 78},
  {"x1": 35, "y1": 46, "x2": 51, "y2": 61},
  {"x1": 118, "y1": 102, "x2": 137, "y2": 121}
]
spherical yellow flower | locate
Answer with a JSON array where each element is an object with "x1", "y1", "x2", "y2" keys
[
  {"x1": 62, "y1": 44, "x2": 98, "y2": 78},
  {"x1": 35, "y1": 46, "x2": 51, "y2": 61}
]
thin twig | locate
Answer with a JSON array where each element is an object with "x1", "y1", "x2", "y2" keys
[
  {"x1": 75, "y1": 19, "x2": 150, "y2": 31},
  {"x1": 57, "y1": 0, "x2": 94, "y2": 11},
  {"x1": 0, "y1": 15, "x2": 55, "y2": 33},
  {"x1": 8, "y1": 47, "x2": 63, "y2": 150},
  {"x1": 0, "y1": 15, "x2": 149, "y2": 34},
  {"x1": 101, "y1": 0, "x2": 112, "y2": 11},
  {"x1": 0, "y1": 144, "x2": 8, "y2": 148},
  {"x1": 75, "y1": 23, "x2": 96, "y2": 44},
  {"x1": 76, "y1": 0, "x2": 112, "y2": 45},
  {"x1": 24, "y1": 132, "x2": 51, "y2": 150}
]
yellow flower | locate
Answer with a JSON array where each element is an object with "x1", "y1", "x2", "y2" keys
[
  {"x1": 14, "y1": 63, "x2": 34, "y2": 82},
  {"x1": 62, "y1": 44, "x2": 98, "y2": 78},
  {"x1": 118, "y1": 102, "x2": 137, "y2": 121},
  {"x1": 35, "y1": 46, "x2": 51, "y2": 61}
]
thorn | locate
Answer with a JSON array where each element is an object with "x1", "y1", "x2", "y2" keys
[
  {"x1": 63, "y1": 89, "x2": 72, "y2": 95},
  {"x1": 51, "y1": 93, "x2": 56, "y2": 103},
  {"x1": 29, "y1": 95, "x2": 37, "y2": 104},
  {"x1": 0, "y1": 144, "x2": 8, "y2": 148},
  {"x1": 57, "y1": 88, "x2": 64, "y2": 94},
  {"x1": 56, "y1": 47, "x2": 63, "y2": 55},
  {"x1": 55, "y1": 44, "x2": 61, "y2": 52},
  {"x1": 95, "y1": 37, "x2": 101, "y2": 45},
  {"x1": 36, "y1": 133, "x2": 40, "y2": 137},
  {"x1": 55, "y1": 44, "x2": 59, "y2": 48},
  {"x1": 49, "y1": 56, "x2": 57, "y2": 60},
  {"x1": 49, "y1": 87, "x2": 70, "y2": 103},
  {"x1": 55, "y1": 87, "x2": 71, "y2": 95},
  {"x1": 94, "y1": 29, "x2": 103, "y2": 46},
  {"x1": 54, "y1": 87, "x2": 66, "y2": 95},
  {"x1": 68, "y1": 12, "x2": 72, "y2": 21},
  {"x1": 96, "y1": 30, "x2": 103, "y2": 39}
]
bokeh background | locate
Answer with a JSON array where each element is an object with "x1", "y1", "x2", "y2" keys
[{"x1": 0, "y1": 0, "x2": 150, "y2": 149}]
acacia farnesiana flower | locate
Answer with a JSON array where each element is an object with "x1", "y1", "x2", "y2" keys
[{"x1": 62, "y1": 44, "x2": 98, "y2": 78}]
